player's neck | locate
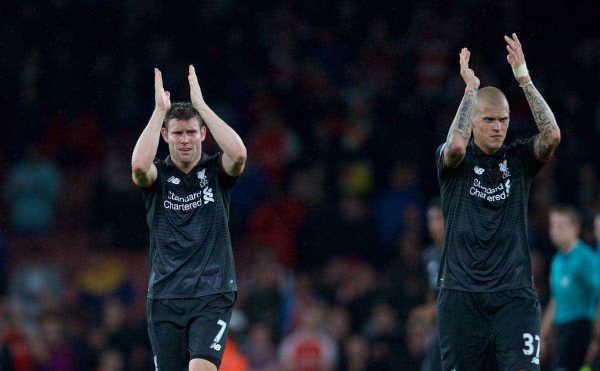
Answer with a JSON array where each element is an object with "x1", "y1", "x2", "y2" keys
[
  {"x1": 473, "y1": 138, "x2": 500, "y2": 155},
  {"x1": 559, "y1": 239, "x2": 578, "y2": 253},
  {"x1": 172, "y1": 156, "x2": 201, "y2": 174}
]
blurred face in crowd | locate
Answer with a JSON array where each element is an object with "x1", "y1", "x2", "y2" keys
[
  {"x1": 301, "y1": 304, "x2": 325, "y2": 333},
  {"x1": 549, "y1": 210, "x2": 580, "y2": 251},
  {"x1": 161, "y1": 118, "x2": 206, "y2": 171},
  {"x1": 472, "y1": 88, "x2": 510, "y2": 155},
  {"x1": 344, "y1": 335, "x2": 369, "y2": 368}
]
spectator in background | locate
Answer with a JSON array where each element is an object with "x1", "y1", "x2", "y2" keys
[
  {"x1": 0, "y1": 229, "x2": 9, "y2": 296},
  {"x1": 278, "y1": 302, "x2": 337, "y2": 371},
  {"x1": 410, "y1": 199, "x2": 443, "y2": 371},
  {"x1": 14, "y1": 49, "x2": 45, "y2": 157},
  {"x1": 43, "y1": 107, "x2": 103, "y2": 169},
  {"x1": 247, "y1": 168, "x2": 309, "y2": 267},
  {"x1": 324, "y1": 306, "x2": 351, "y2": 355},
  {"x1": 596, "y1": 212, "x2": 600, "y2": 268},
  {"x1": 541, "y1": 205, "x2": 596, "y2": 371},
  {"x1": 96, "y1": 349, "x2": 124, "y2": 371},
  {"x1": 100, "y1": 300, "x2": 135, "y2": 366},
  {"x1": 373, "y1": 162, "x2": 424, "y2": 247},
  {"x1": 381, "y1": 230, "x2": 427, "y2": 320},
  {"x1": 363, "y1": 303, "x2": 403, "y2": 369},
  {"x1": 31, "y1": 314, "x2": 77, "y2": 371},
  {"x1": 75, "y1": 248, "x2": 134, "y2": 322},
  {"x1": 220, "y1": 338, "x2": 249, "y2": 371},
  {"x1": 93, "y1": 138, "x2": 147, "y2": 250},
  {"x1": 340, "y1": 334, "x2": 369, "y2": 371},
  {"x1": 248, "y1": 109, "x2": 300, "y2": 186},
  {"x1": 402, "y1": 316, "x2": 427, "y2": 370},
  {"x1": 4, "y1": 144, "x2": 62, "y2": 235},
  {"x1": 8, "y1": 245, "x2": 64, "y2": 334},
  {"x1": 229, "y1": 162, "x2": 270, "y2": 234},
  {"x1": 325, "y1": 260, "x2": 379, "y2": 333},
  {"x1": 0, "y1": 313, "x2": 14, "y2": 370},
  {"x1": 585, "y1": 212, "x2": 600, "y2": 368},
  {"x1": 244, "y1": 323, "x2": 279, "y2": 371},
  {"x1": 242, "y1": 251, "x2": 284, "y2": 338},
  {"x1": 297, "y1": 193, "x2": 380, "y2": 269}
]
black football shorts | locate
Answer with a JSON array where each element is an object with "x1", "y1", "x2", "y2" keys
[
  {"x1": 437, "y1": 287, "x2": 542, "y2": 371},
  {"x1": 147, "y1": 291, "x2": 237, "y2": 370}
]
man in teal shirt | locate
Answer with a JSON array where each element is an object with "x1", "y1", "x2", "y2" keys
[
  {"x1": 541, "y1": 205, "x2": 596, "y2": 370},
  {"x1": 584, "y1": 213, "x2": 600, "y2": 368}
]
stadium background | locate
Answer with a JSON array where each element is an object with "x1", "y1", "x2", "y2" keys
[{"x1": 1, "y1": 0, "x2": 600, "y2": 369}]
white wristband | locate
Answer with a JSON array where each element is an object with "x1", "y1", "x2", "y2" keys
[{"x1": 512, "y1": 63, "x2": 529, "y2": 78}]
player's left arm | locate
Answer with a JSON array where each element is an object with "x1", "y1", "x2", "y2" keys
[
  {"x1": 188, "y1": 64, "x2": 247, "y2": 177},
  {"x1": 505, "y1": 33, "x2": 561, "y2": 161}
]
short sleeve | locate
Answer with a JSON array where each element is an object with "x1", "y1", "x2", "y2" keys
[
  {"x1": 218, "y1": 152, "x2": 240, "y2": 190},
  {"x1": 510, "y1": 136, "x2": 547, "y2": 178},
  {"x1": 141, "y1": 158, "x2": 163, "y2": 193},
  {"x1": 436, "y1": 142, "x2": 462, "y2": 179}
]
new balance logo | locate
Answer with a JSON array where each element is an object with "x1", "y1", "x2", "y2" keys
[
  {"x1": 167, "y1": 176, "x2": 180, "y2": 185},
  {"x1": 209, "y1": 342, "x2": 222, "y2": 351},
  {"x1": 474, "y1": 166, "x2": 484, "y2": 175}
]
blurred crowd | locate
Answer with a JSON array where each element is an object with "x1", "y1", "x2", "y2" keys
[{"x1": 1, "y1": 0, "x2": 600, "y2": 370}]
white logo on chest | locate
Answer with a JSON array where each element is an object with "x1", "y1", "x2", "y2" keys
[
  {"x1": 197, "y1": 168, "x2": 209, "y2": 187},
  {"x1": 167, "y1": 176, "x2": 180, "y2": 185},
  {"x1": 162, "y1": 169, "x2": 214, "y2": 211},
  {"x1": 469, "y1": 159, "x2": 512, "y2": 202},
  {"x1": 499, "y1": 160, "x2": 511, "y2": 179}
]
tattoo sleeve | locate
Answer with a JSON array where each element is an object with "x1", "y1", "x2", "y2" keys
[
  {"x1": 522, "y1": 83, "x2": 560, "y2": 160},
  {"x1": 444, "y1": 89, "x2": 476, "y2": 166}
]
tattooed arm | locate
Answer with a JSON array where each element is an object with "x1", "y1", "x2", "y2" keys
[
  {"x1": 522, "y1": 83, "x2": 561, "y2": 160},
  {"x1": 444, "y1": 48, "x2": 480, "y2": 168},
  {"x1": 505, "y1": 33, "x2": 561, "y2": 161}
]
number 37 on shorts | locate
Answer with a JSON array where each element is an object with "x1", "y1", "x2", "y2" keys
[{"x1": 522, "y1": 332, "x2": 541, "y2": 365}]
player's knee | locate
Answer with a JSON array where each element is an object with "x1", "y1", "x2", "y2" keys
[{"x1": 189, "y1": 357, "x2": 218, "y2": 371}]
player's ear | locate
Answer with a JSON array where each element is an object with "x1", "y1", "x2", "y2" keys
[
  {"x1": 161, "y1": 127, "x2": 169, "y2": 142},
  {"x1": 200, "y1": 125, "x2": 207, "y2": 141}
]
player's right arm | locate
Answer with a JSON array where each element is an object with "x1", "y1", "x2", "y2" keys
[
  {"x1": 443, "y1": 48, "x2": 480, "y2": 169},
  {"x1": 131, "y1": 68, "x2": 171, "y2": 188}
]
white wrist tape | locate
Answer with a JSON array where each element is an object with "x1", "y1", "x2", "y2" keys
[{"x1": 512, "y1": 63, "x2": 529, "y2": 78}]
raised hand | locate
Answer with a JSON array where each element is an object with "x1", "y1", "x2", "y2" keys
[
  {"x1": 504, "y1": 33, "x2": 526, "y2": 69},
  {"x1": 459, "y1": 48, "x2": 480, "y2": 90},
  {"x1": 188, "y1": 64, "x2": 206, "y2": 110},
  {"x1": 154, "y1": 68, "x2": 171, "y2": 112},
  {"x1": 505, "y1": 33, "x2": 531, "y2": 85}
]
